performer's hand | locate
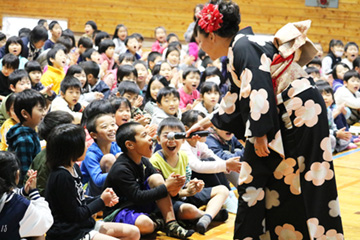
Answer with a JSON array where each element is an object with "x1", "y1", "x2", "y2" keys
[
  {"x1": 254, "y1": 135, "x2": 270, "y2": 157},
  {"x1": 185, "y1": 117, "x2": 213, "y2": 138}
]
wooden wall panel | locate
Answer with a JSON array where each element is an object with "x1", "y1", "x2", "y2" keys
[{"x1": 1, "y1": 0, "x2": 359, "y2": 51}]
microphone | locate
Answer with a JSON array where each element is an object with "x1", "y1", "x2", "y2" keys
[{"x1": 167, "y1": 131, "x2": 210, "y2": 140}]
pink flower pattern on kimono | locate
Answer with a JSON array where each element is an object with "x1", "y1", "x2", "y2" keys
[
  {"x1": 297, "y1": 156, "x2": 306, "y2": 173},
  {"x1": 274, "y1": 158, "x2": 296, "y2": 180},
  {"x1": 294, "y1": 99, "x2": 322, "y2": 127},
  {"x1": 242, "y1": 187, "x2": 265, "y2": 207},
  {"x1": 238, "y1": 161, "x2": 254, "y2": 185},
  {"x1": 287, "y1": 78, "x2": 311, "y2": 99},
  {"x1": 307, "y1": 218, "x2": 325, "y2": 239},
  {"x1": 259, "y1": 231, "x2": 271, "y2": 240},
  {"x1": 268, "y1": 130, "x2": 285, "y2": 158},
  {"x1": 328, "y1": 197, "x2": 341, "y2": 217},
  {"x1": 248, "y1": 35, "x2": 268, "y2": 47},
  {"x1": 320, "y1": 137, "x2": 333, "y2": 162},
  {"x1": 258, "y1": 53, "x2": 272, "y2": 73},
  {"x1": 284, "y1": 97, "x2": 303, "y2": 117},
  {"x1": 250, "y1": 89, "x2": 270, "y2": 121},
  {"x1": 227, "y1": 49, "x2": 242, "y2": 89},
  {"x1": 284, "y1": 169, "x2": 301, "y2": 195},
  {"x1": 304, "y1": 162, "x2": 334, "y2": 186},
  {"x1": 318, "y1": 229, "x2": 344, "y2": 240},
  {"x1": 240, "y1": 68, "x2": 253, "y2": 99},
  {"x1": 219, "y1": 92, "x2": 238, "y2": 115},
  {"x1": 275, "y1": 224, "x2": 303, "y2": 240},
  {"x1": 265, "y1": 188, "x2": 280, "y2": 209}
]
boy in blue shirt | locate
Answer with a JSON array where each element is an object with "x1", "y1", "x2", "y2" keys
[{"x1": 6, "y1": 89, "x2": 46, "y2": 186}]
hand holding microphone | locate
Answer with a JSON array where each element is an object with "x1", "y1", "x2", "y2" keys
[{"x1": 167, "y1": 130, "x2": 210, "y2": 140}]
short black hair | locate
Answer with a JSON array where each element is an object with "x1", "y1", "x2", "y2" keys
[
  {"x1": 2, "y1": 53, "x2": 19, "y2": 70},
  {"x1": 85, "y1": 20, "x2": 98, "y2": 31},
  {"x1": 165, "y1": 46, "x2": 180, "y2": 61},
  {"x1": 81, "y1": 99, "x2": 114, "y2": 127},
  {"x1": 116, "y1": 122, "x2": 142, "y2": 153},
  {"x1": 200, "y1": 66, "x2": 225, "y2": 86},
  {"x1": 0, "y1": 32, "x2": 6, "y2": 41},
  {"x1": 56, "y1": 36, "x2": 72, "y2": 54},
  {"x1": 94, "y1": 31, "x2": 110, "y2": 47},
  {"x1": 110, "y1": 97, "x2": 131, "y2": 112},
  {"x1": 332, "y1": 62, "x2": 349, "y2": 80},
  {"x1": 80, "y1": 61, "x2": 100, "y2": 79},
  {"x1": 328, "y1": 39, "x2": 344, "y2": 52},
  {"x1": 46, "y1": 124, "x2": 85, "y2": 170},
  {"x1": 166, "y1": 33, "x2": 179, "y2": 43},
  {"x1": 156, "y1": 86, "x2": 179, "y2": 103},
  {"x1": 46, "y1": 46, "x2": 64, "y2": 66},
  {"x1": 117, "y1": 80, "x2": 140, "y2": 96},
  {"x1": 86, "y1": 112, "x2": 113, "y2": 135},
  {"x1": 25, "y1": 61, "x2": 42, "y2": 74},
  {"x1": 29, "y1": 25, "x2": 48, "y2": 44},
  {"x1": 145, "y1": 74, "x2": 169, "y2": 103},
  {"x1": 181, "y1": 110, "x2": 206, "y2": 128},
  {"x1": 343, "y1": 70, "x2": 360, "y2": 82},
  {"x1": 124, "y1": 34, "x2": 138, "y2": 47},
  {"x1": 5, "y1": 36, "x2": 24, "y2": 55},
  {"x1": 182, "y1": 66, "x2": 200, "y2": 79},
  {"x1": 98, "y1": 39, "x2": 115, "y2": 54},
  {"x1": 14, "y1": 89, "x2": 46, "y2": 124},
  {"x1": 9, "y1": 69, "x2": 29, "y2": 87},
  {"x1": 132, "y1": 33, "x2": 144, "y2": 42},
  {"x1": 49, "y1": 20, "x2": 60, "y2": 30},
  {"x1": 354, "y1": 56, "x2": 360, "y2": 69},
  {"x1": 200, "y1": 81, "x2": 220, "y2": 95},
  {"x1": 315, "y1": 80, "x2": 333, "y2": 95},
  {"x1": 38, "y1": 111, "x2": 74, "y2": 141},
  {"x1": 37, "y1": 19, "x2": 47, "y2": 26},
  {"x1": 306, "y1": 56, "x2": 322, "y2": 67},
  {"x1": 305, "y1": 67, "x2": 320, "y2": 75},
  {"x1": 5, "y1": 93, "x2": 17, "y2": 113},
  {"x1": 18, "y1": 28, "x2": 31, "y2": 38},
  {"x1": 113, "y1": 24, "x2": 127, "y2": 40},
  {"x1": 82, "y1": 48, "x2": 97, "y2": 61},
  {"x1": 117, "y1": 64, "x2": 138, "y2": 82},
  {"x1": 0, "y1": 151, "x2": 20, "y2": 195},
  {"x1": 60, "y1": 76, "x2": 81, "y2": 94},
  {"x1": 62, "y1": 29, "x2": 76, "y2": 48},
  {"x1": 157, "y1": 116, "x2": 185, "y2": 136},
  {"x1": 65, "y1": 65, "x2": 84, "y2": 77},
  {"x1": 78, "y1": 36, "x2": 93, "y2": 49},
  {"x1": 147, "y1": 51, "x2": 162, "y2": 68},
  {"x1": 119, "y1": 52, "x2": 136, "y2": 64}
]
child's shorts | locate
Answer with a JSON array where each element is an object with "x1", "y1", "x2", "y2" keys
[
  {"x1": 113, "y1": 203, "x2": 157, "y2": 225},
  {"x1": 80, "y1": 220, "x2": 104, "y2": 240},
  {"x1": 173, "y1": 187, "x2": 212, "y2": 212}
]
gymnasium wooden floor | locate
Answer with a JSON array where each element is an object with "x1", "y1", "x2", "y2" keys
[{"x1": 144, "y1": 149, "x2": 360, "y2": 240}]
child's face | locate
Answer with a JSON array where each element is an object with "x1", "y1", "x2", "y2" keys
[
  {"x1": 1, "y1": 66, "x2": 15, "y2": 77},
  {"x1": 33, "y1": 40, "x2": 46, "y2": 50},
  {"x1": 332, "y1": 45, "x2": 344, "y2": 57},
  {"x1": 62, "y1": 87, "x2": 81, "y2": 108},
  {"x1": 74, "y1": 70, "x2": 87, "y2": 87},
  {"x1": 12, "y1": 77, "x2": 31, "y2": 93},
  {"x1": 158, "y1": 94, "x2": 179, "y2": 116},
  {"x1": 150, "y1": 79, "x2": 164, "y2": 101},
  {"x1": 9, "y1": 103, "x2": 20, "y2": 123},
  {"x1": 122, "y1": 92, "x2": 139, "y2": 107},
  {"x1": 24, "y1": 103, "x2": 46, "y2": 129},
  {"x1": 184, "y1": 72, "x2": 200, "y2": 92},
  {"x1": 50, "y1": 24, "x2": 62, "y2": 39},
  {"x1": 167, "y1": 50, "x2": 180, "y2": 66},
  {"x1": 321, "y1": 92, "x2": 334, "y2": 108},
  {"x1": 92, "y1": 114, "x2": 118, "y2": 143},
  {"x1": 335, "y1": 64, "x2": 348, "y2": 80},
  {"x1": 90, "y1": 51, "x2": 101, "y2": 64},
  {"x1": 51, "y1": 49, "x2": 67, "y2": 69},
  {"x1": 158, "y1": 126, "x2": 184, "y2": 158},
  {"x1": 159, "y1": 62, "x2": 172, "y2": 81},
  {"x1": 137, "y1": 39, "x2": 143, "y2": 50},
  {"x1": 117, "y1": 27, "x2": 127, "y2": 41},
  {"x1": 345, "y1": 76, "x2": 360, "y2": 94},
  {"x1": 132, "y1": 125, "x2": 153, "y2": 158},
  {"x1": 155, "y1": 28, "x2": 166, "y2": 43},
  {"x1": 134, "y1": 63, "x2": 148, "y2": 85},
  {"x1": 215, "y1": 128, "x2": 234, "y2": 141},
  {"x1": 115, "y1": 103, "x2": 131, "y2": 126},
  {"x1": 8, "y1": 43, "x2": 22, "y2": 56},
  {"x1": 202, "y1": 89, "x2": 220, "y2": 108},
  {"x1": 0, "y1": 38, "x2": 6, "y2": 48},
  {"x1": 186, "y1": 115, "x2": 206, "y2": 145},
  {"x1": 105, "y1": 46, "x2": 115, "y2": 59},
  {"x1": 84, "y1": 24, "x2": 94, "y2": 36},
  {"x1": 29, "y1": 70, "x2": 42, "y2": 85},
  {"x1": 345, "y1": 45, "x2": 359, "y2": 62},
  {"x1": 126, "y1": 38, "x2": 139, "y2": 54}
]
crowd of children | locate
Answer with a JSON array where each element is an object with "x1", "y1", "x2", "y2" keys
[{"x1": 0, "y1": 11, "x2": 359, "y2": 240}]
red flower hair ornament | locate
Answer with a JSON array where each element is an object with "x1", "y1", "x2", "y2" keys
[{"x1": 197, "y1": 4, "x2": 223, "y2": 33}]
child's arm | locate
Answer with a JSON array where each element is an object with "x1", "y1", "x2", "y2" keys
[
  {"x1": 206, "y1": 136, "x2": 243, "y2": 160},
  {"x1": 335, "y1": 88, "x2": 360, "y2": 110},
  {"x1": 12, "y1": 137, "x2": 37, "y2": 184},
  {"x1": 82, "y1": 152, "x2": 110, "y2": 187}
]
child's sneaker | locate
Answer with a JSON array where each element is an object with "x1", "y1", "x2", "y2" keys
[{"x1": 165, "y1": 220, "x2": 195, "y2": 239}]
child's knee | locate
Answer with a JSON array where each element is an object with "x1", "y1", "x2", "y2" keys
[
  {"x1": 134, "y1": 215, "x2": 154, "y2": 234},
  {"x1": 179, "y1": 203, "x2": 202, "y2": 219},
  {"x1": 147, "y1": 173, "x2": 165, "y2": 188},
  {"x1": 100, "y1": 154, "x2": 116, "y2": 173},
  {"x1": 212, "y1": 185, "x2": 229, "y2": 198},
  {"x1": 126, "y1": 225, "x2": 141, "y2": 240}
]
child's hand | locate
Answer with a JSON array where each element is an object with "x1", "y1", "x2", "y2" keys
[
  {"x1": 336, "y1": 127, "x2": 352, "y2": 141},
  {"x1": 145, "y1": 124, "x2": 157, "y2": 138},
  {"x1": 165, "y1": 172, "x2": 185, "y2": 197},
  {"x1": 182, "y1": 54, "x2": 195, "y2": 66},
  {"x1": 134, "y1": 96, "x2": 144, "y2": 108},
  {"x1": 101, "y1": 61, "x2": 109, "y2": 71},
  {"x1": 185, "y1": 181, "x2": 197, "y2": 196},
  {"x1": 101, "y1": 188, "x2": 119, "y2": 207},
  {"x1": 193, "y1": 179, "x2": 204, "y2": 193},
  {"x1": 226, "y1": 157, "x2": 241, "y2": 173},
  {"x1": 94, "y1": 92, "x2": 104, "y2": 100},
  {"x1": 134, "y1": 114, "x2": 150, "y2": 126},
  {"x1": 40, "y1": 84, "x2": 54, "y2": 97},
  {"x1": 24, "y1": 170, "x2": 37, "y2": 194}
]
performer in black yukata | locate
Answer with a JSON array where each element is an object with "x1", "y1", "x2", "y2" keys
[{"x1": 187, "y1": 1, "x2": 344, "y2": 239}]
